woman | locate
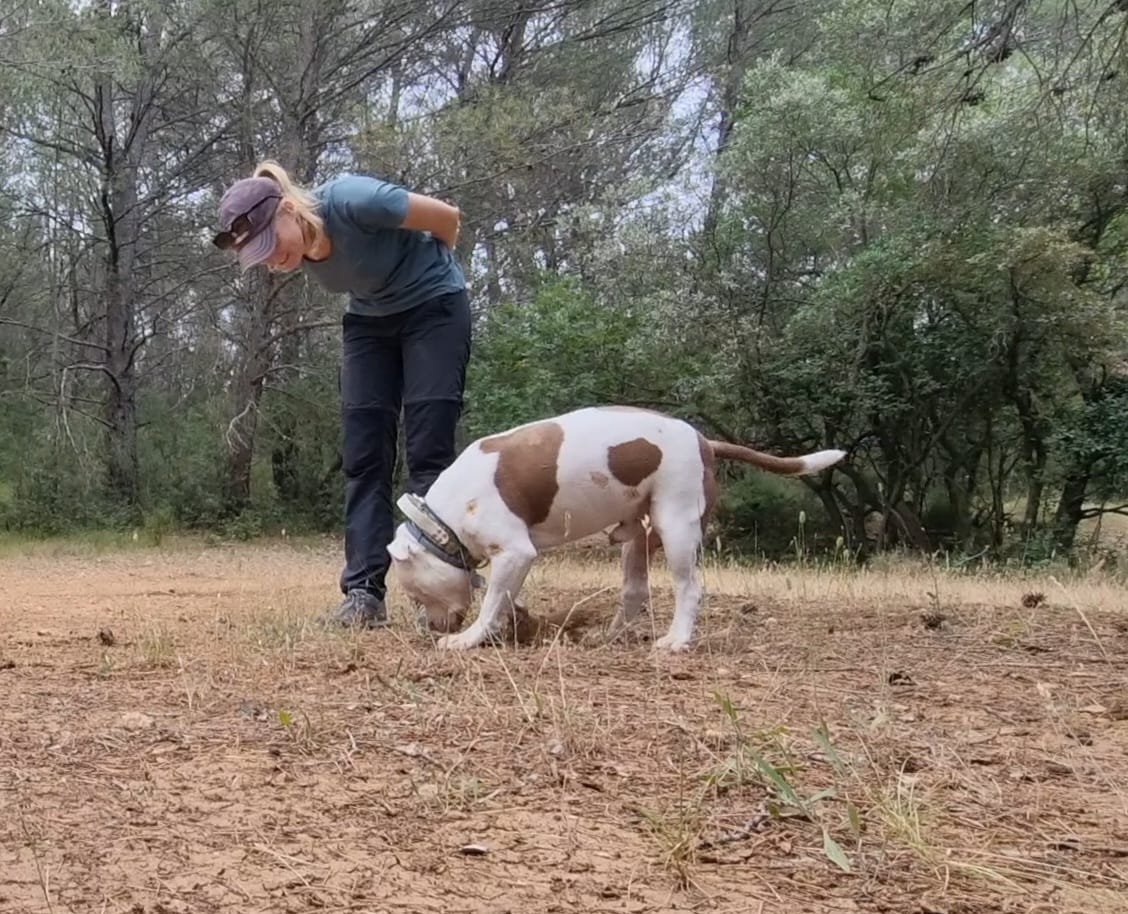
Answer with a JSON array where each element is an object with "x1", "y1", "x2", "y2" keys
[{"x1": 212, "y1": 161, "x2": 471, "y2": 628}]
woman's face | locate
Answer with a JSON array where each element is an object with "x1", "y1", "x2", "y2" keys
[{"x1": 265, "y1": 203, "x2": 306, "y2": 272}]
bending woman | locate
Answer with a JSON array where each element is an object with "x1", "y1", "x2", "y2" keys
[{"x1": 213, "y1": 162, "x2": 471, "y2": 628}]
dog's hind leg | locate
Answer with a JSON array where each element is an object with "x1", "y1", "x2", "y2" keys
[
  {"x1": 609, "y1": 523, "x2": 661, "y2": 639},
  {"x1": 649, "y1": 507, "x2": 704, "y2": 652}
]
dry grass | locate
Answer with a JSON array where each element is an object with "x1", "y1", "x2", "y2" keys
[{"x1": 1, "y1": 538, "x2": 1127, "y2": 913}]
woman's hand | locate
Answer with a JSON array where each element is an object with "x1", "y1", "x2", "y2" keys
[{"x1": 403, "y1": 192, "x2": 461, "y2": 249}]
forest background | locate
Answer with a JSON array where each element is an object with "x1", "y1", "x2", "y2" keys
[{"x1": 1, "y1": 0, "x2": 1127, "y2": 568}]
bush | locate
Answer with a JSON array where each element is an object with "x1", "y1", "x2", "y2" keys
[
  {"x1": 463, "y1": 276, "x2": 652, "y2": 437},
  {"x1": 712, "y1": 470, "x2": 837, "y2": 560},
  {"x1": 0, "y1": 424, "x2": 135, "y2": 535}
]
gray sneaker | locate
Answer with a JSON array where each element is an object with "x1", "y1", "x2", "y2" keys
[{"x1": 320, "y1": 589, "x2": 389, "y2": 629}]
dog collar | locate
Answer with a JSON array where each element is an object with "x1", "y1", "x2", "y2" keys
[{"x1": 396, "y1": 493, "x2": 484, "y2": 572}]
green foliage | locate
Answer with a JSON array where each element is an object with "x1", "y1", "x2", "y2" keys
[
  {"x1": 1052, "y1": 381, "x2": 1128, "y2": 496},
  {"x1": 0, "y1": 427, "x2": 134, "y2": 535},
  {"x1": 1, "y1": 0, "x2": 1128, "y2": 566},
  {"x1": 255, "y1": 371, "x2": 345, "y2": 530},
  {"x1": 463, "y1": 277, "x2": 655, "y2": 438},
  {"x1": 714, "y1": 472, "x2": 836, "y2": 559},
  {"x1": 136, "y1": 391, "x2": 230, "y2": 529}
]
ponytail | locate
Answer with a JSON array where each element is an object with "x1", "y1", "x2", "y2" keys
[{"x1": 252, "y1": 159, "x2": 326, "y2": 248}]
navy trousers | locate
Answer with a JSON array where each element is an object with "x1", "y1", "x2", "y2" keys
[{"x1": 339, "y1": 290, "x2": 472, "y2": 599}]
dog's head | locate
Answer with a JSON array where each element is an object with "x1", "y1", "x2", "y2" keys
[{"x1": 387, "y1": 523, "x2": 480, "y2": 633}]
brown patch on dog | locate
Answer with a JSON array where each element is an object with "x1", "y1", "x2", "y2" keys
[
  {"x1": 465, "y1": 499, "x2": 478, "y2": 514},
  {"x1": 698, "y1": 433, "x2": 718, "y2": 532},
  {"x1": 480, "y1": 421, "x2": 564, "y2": 527},
  {"x1": 590, "y1": 470, "x2": 610, "y2": 488},
  {"x1": 607, "y1": 438, "x2": 662, "y2": 488}
]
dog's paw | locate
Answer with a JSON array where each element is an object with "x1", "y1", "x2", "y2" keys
[
  {"x1": 437, "y1": 631, "x2": 481, "y2": 651},
  {"x1": 655, "y1": 633, "x2": 692, "y2": 652}
]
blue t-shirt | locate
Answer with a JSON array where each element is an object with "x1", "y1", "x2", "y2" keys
[{"x1": 302, "y1": 174, "x2": 466, "y2": 317}]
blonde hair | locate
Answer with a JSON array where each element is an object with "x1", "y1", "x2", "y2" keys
[{"x1": 253, "y1": 159, "x2": 326, "y2": 248}]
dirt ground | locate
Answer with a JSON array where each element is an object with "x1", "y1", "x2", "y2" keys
[{"x1": 2, "y1": 538, "x2": 1128, "y2": 914}]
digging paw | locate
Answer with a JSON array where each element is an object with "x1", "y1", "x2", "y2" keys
[
  {"x1": 655, "y1": 634, "x2": 692, "y2": 652},
  {"x1": 437, "y1": 631, "x2": 482, "y2": 651}
]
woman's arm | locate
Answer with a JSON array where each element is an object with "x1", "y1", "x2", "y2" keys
[{"x1": 402, "y1": 192, "x2": 461, "y2": 248}]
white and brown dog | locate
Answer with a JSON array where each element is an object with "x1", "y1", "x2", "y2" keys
[{"x1": 388, "y1": 406, "x2": 845, "y2": 651}]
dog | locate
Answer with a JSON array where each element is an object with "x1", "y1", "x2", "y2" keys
[{"x1": 387, "y1": 406, "x2": 846, "y2": 651}]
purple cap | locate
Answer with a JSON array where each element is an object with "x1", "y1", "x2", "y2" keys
[{"x1": 214, "y1": 176, "x2": 282, "y2": 271}]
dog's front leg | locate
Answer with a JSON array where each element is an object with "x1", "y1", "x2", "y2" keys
[{"x1": 437, "y1": 546, "x2": 536, "y2": 650}]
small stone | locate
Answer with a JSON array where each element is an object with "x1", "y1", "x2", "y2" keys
[{"x1": 119, "y1": 711, "x2": 155, "y2": 731}]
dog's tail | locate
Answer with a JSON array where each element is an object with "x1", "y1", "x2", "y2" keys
[{"x1": 709, "y1": 440, "x2": 846, "y2": 476}]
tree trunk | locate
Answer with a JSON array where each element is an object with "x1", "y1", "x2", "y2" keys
[
  {"x1": 224, "y1": 0, "x2": 323, "y2": 515},
  {"x1": 1015, "y1": 401, "x2": 1046, "y2": 532},
  {"x1": 264, "y1": 0, "x2": 326, "y2": 512},
  {"x1": 93, "y1": 0, "x2": 160, "y2": 514},
  {"x1": 807, "y1": 478, "x2": 864, "y2": 559},
  {"x1": 835, "y1": 463, "x2": 882, "y2": 556},
  {"x1": 702, "y1": 0, "x2": 752, "y2": 241},
  {"x1": 1052, "y1": 469, "x2": 1089, "y2": 553},
  {"x1": 270, "y1": 325, "x2": 303, "y2": 508},
  {"x1": 223, "y1": 268, "x2": 280, "y2": 515}
]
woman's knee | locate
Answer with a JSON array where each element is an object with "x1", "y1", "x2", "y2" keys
[{"x1": 341, "y1": 406, "x2": 399, "y2": 478}]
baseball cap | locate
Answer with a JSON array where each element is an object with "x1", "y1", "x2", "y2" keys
[{"x1": 212, "y1": 177, "x2": 282, "y2": 271}]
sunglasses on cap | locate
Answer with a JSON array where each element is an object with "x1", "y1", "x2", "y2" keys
[{"x1": 211, "y1": 193, "x2": 281, "y2": 250}]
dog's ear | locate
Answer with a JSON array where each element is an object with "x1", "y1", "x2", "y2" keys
[{"x1": 387, "y1": 532, "x2": 417, "y2": 562}]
